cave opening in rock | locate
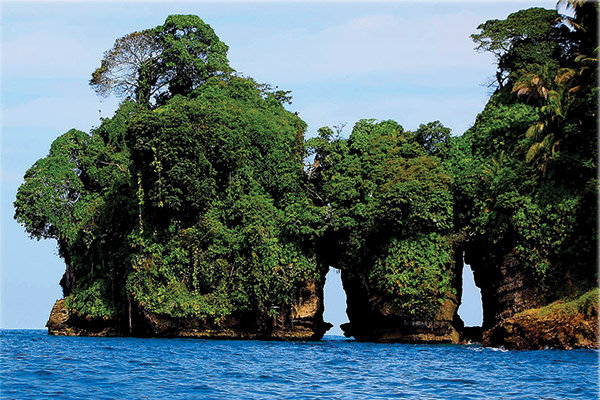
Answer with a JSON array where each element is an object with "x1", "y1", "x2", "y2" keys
[
  {"x1": 458, "y1": 261, "x2": 483, "y2": 328},
  {"x1": 322, "y1": 267, "x2": 350, "y2": 336}
]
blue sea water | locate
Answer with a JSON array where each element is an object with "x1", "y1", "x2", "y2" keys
[{"x1": 1, "y1": 330, "x2": 598, "y2": 399}]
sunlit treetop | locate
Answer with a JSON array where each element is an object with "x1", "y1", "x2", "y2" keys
[{"x1": 90, "y1": 15, "x2": 231, "y2": 108}]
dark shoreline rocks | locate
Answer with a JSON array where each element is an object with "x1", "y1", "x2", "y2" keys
[
  {"x1": 47, "y1": 294, "x2": 598, "y2": 349},
  {"x1": 47, "y1": 299, "x2": 121, "y2": 337},
  {"x1": 337, "y1": 270, "x2": 462, "y2": 343},
  {"x1": 463, "y1": 243, "x2": 599, "y2": 350},
  {"x1": 47, "y1": 266, "x2": 598, "y2": 349},
  {"x1": 47, "y1": 298, "x2": 332, "y2": 340},
  {"x1": 48, "y1": 280, "x2": 332, "y2": 341}
]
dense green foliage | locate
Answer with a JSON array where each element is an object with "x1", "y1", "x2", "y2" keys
[
  {"x1": 459, "y1": 3, "x2": 598, "y2": 298},
  {"x1": 90, "y1": 15, "x2": 231, "y2": 107},
  {"x1": 14, "y1": 5, "x2": 598, "y2": 328},
  {"x1": 125, "y1": 77, "x2": 323, "y2": 320},
  {"x1": 307, "y1": 120, "x2": 456, "y2": 317},
  {"x1": 16, "y1": 16, "x2": 322, "y2": 323},
  {"x1": 525, "y1": 288, "x2": 599, "y2": 319}
]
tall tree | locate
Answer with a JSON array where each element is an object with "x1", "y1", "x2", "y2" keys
[
  {"x1": 90, "y1": 15, "x2": 231, "y2": 107},
  {"x1": 461, "y1": 4, "x2": 598, "y2": 302},
  {"x1": 153, "y1": 15, "x2": 231, "y2": 98},
  {"x1": 90, "y1": 30, "x2": 163, "y2": 107},
  {"x1": 471, "y1": 7, "x2": 569, "y2": 88}
]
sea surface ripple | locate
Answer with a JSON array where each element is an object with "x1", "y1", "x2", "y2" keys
[{"x1": 1, "y1": 330, "x2": 598, "y2": 399}]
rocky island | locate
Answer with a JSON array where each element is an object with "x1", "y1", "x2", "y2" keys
[{"x1": 16, "y1": 6, "x2": 599, "y2": 349}]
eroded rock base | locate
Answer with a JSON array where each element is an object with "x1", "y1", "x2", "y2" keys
[
  {"x1": 47, "y1": 280, "x2": 331, "y2": 341},
  {"x1": 482, "y1": 290, "x2": 599, "y2": 350},
  {"x1": 46, "y1": 299, "x2": 120, "y2": 337},
  {"x1": 340, "y1": 271, "x2": 462, "y2": 343}
]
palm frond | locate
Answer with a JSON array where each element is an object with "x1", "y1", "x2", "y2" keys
[
  {"x1": 526, "y1": 142, "x2": 544, "y2": 163},
  {"x1": 526, "y1": 122, "x2": 545, "y2": 139},
  {"x1": 541, "y1": 133, "x2": 555, "y2": 149},
  {"x1": 555, "y1": 68, "x2": 576, "y2": 85}
]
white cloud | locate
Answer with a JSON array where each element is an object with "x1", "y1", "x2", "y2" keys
[
  {"x1": 216, "y1": 9, "x2": 499, "y2": 136},
  {"x1": 1, "y1": 8, "x2": 496, "y2": 143}
]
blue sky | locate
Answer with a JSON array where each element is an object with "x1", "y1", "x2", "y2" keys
[{"x1": 1, "y1": 0, "x2": 555, "y2": 331}]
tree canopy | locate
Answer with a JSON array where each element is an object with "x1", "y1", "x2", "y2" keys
[
  {"x1": 471, "y1": 7, "x2": 570, "y2": 88},
  {"x1": 460, "y1": 5, "x2": 598, "y2": 299},
  {"x1": 307, "y1": 119, "x2": 456, "y2": 316},
  {"x1": 90, "y1": 15, "x2": 231, "y2": 107},
  {"x1": 18, "y1": 14, "x2": 319, "y2": 322}
]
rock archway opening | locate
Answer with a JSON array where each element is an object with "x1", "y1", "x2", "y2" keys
[
  {"x1": 322, "y1": 267, "x2": 350, "y2": 336},
  {"x1": 458, "y1": 259, "x2": 483, "y2": 328}
]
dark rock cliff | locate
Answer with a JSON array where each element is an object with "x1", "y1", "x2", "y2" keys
[
  {"x1": 49, "y1": 245, "x2": 597, "y2": 349},
  {"x1": 46, "y1": 299, "x2": 120, "y2": 337},
  {"x1": 339, "y1": 270, "x2": 462, "y2": 343},
  {"x1": 466, "y1": 248, "x2": 540, "y2": 330},
  {"x1": 465, "y1": 244, "x2": 598, "y2": 350}
]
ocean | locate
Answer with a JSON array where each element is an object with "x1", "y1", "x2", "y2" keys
[{"x1": 1, "y1": 330, "x2": 597, "y2": 399}]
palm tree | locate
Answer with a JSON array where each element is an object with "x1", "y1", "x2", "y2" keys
[
  {"x1": 558, "y1": 0, "x2": 598, "y2": 55},
  {"x1": 512, "y1": 63, "x2": 554, "y2": 103},
  {"x1": 513, "y1": 66, "x2": 582, "y2": 174},
  {"x1": 482, "y1": 150, "x2": 507, "y2": 184}
]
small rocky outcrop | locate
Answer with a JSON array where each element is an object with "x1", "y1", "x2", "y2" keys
[
  {"x1": 47, "y1": 299, "x2": 120, "y2": 336},
  {"x1": 482, "y1": 289, "x2": 599, "y2": 350},
  {"x1": 47, "y1": 280, "x2": 331, "y2": 340},
  {"x1": 339, "y1": 270, "x2": 461, "y2": 343},
  {"x1": 466, "y1": 244, "x2": 599, "y2": 350}
]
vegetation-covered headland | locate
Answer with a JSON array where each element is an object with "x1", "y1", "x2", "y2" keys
[{"x1": 16, "y1": 4, "x2": 599, "y2": 348}]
